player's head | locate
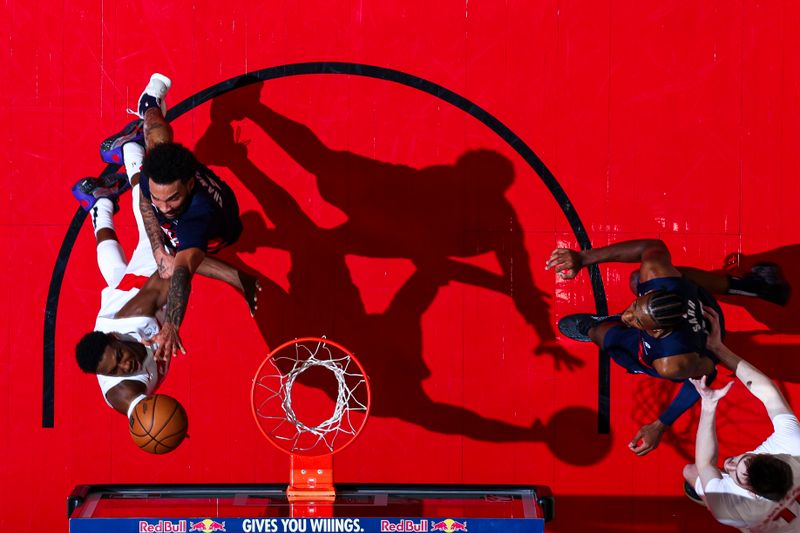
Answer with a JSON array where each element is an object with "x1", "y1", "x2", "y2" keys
[
  {"x1": 725, "y1": 453, "x2": 793, "y2": 501},
  {"x1": 75, "y1": 331, "x2": 111, "y2": 373},
  {"x1": 75, "y1": 331, "x2": 145, "y2": 376},
  {"x1": 621, "y1": 289, "x2": 685, "y2": 335},
  {"x1": 142, "y1": 142, "x2": 198, "y2": 220}
]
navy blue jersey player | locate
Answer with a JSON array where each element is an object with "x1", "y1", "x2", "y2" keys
[
  {"x1": 138, "y1": 160, "x2": 242, "y2": 254},
  {"x1": 102, "y1": 73, "x2": 245, "y2": 361},
  {"x1": 546, "y1": 239, "x2": 789, "y2": 456}
]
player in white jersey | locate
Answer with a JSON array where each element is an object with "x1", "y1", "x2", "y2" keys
[
  {"x1": 683, "y1": 307, "x2": 800, "y2": 532},
  {"x1": 73, "y1": 159, "x2": 258, "y2": 419}
]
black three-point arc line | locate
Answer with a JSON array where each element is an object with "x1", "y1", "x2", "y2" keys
[{"x1": 42, "y1": 62, "x2": 609, "y2": 431}]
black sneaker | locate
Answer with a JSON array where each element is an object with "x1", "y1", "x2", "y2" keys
[
  {"x1": 684, "y1": 480, "x2": 706, "y2": 506},
  {"x1": 749, "y1": 262, "x2": 791, "y2": 306},
  {"x1": 558, "y1": 313, "x2": 622, "y2": 342},
  {"x1": 71, "y1": 173, "x2": 131, "y2": 212}
]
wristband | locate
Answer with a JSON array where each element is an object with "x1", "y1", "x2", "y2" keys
[{"x1": 127, "y1": 394, "x2": 148, "y2": 419}]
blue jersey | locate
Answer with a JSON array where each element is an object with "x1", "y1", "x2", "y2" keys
[
  {"x1": 602, "y1": 275, "x2": 723, "y2": 426},
  {"x1": 140, "y1": 165, "x2": 242, "y2": 253},
  {"x1": 636, "y1": 276, "x2": 719, "y2": 366}
]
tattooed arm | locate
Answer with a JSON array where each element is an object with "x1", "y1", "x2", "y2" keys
[
  {"x1": 139, "y1": 186, "x2": 175, "y2": 278},
  {"x1": 146, "y1": 247, "x2": 206, "y2": 360}
]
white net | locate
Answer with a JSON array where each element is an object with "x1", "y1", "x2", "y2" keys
[{"x1": 252, "y1": 338, "x2": 370, "y2": 455}]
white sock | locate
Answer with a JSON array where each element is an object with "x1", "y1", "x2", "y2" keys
[
  {"x1": 123, "y1": 142, "x2": 145, "y2": 182},
  {"x1": 90, "y1": 198, "x2": 115, "y2": 234},
  {"x1": 96, "y1": 239, "x2": 128, "y2": 287}
]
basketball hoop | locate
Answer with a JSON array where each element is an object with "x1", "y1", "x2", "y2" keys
[{"x1": 250, "y1": 337, "x2": 371, "y2": 512}]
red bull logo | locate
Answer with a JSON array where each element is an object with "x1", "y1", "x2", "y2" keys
[
  {"x1": 139, "y1": 521, "x2": 187, "y2": 533},
  {"x1": 429, "y1": 519, "x2": 468, "y2": 532},
  {"x1": 189, "y1": 519, "x2": 226, "y2": 533},
  {"x1": 381, "y1": 519, "x2": 429, "y2": 532}
]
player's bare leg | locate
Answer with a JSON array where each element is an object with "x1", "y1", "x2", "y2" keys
[
  {"x1": 143, "y1": 107, "x2": 173, "y2": 149},
  {"x1": 132, "y1": 73, "x2": 174, "y2": 149},
  {"x1": 100, "y1": 74, "x2": 173, "y2": 185},
  {"x1": 588, "y1": 320, "x2": 622, "y2": 348},
  {"x1": 676, "y1": 267, "x2": 729, "y2": 294},
  {"x1": 629, "y1": 266, "x2": 730, "y2": 296},
  {"x1": 680, "y1": 264, "x2": 789, "y2": 305},
  {"x1": 631, "y1": 265, "x2": 789, "y2": 305},
  {"x1": 95, "y1": 227, "x2": 118, "y2": 245}
]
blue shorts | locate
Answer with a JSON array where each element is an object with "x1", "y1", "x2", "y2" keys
[
  {"x1": 602, "y1": 324, "x2": 662, "y2": 378},
  {"x1": 602, "y1": 308, "x2": 724, "y2": 380}
]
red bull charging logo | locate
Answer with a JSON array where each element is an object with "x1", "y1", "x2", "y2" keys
[
  {"x1": 189, "y1": 519, "x2": 226, "y2": 533},
  {"x1": 429, "y1": 519, "x2": 468, "y2": 532}
]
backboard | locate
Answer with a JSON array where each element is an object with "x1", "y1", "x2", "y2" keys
[{"x1": 68, "y1": 483, "x2": 554, "y2": 532}]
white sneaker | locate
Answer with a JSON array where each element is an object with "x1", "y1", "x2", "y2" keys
[{"x1": 129, "y1": 73, "x2": 172, "y2": 118}]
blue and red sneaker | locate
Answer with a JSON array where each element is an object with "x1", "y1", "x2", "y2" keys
[
  {"x1": 99, "y1": 119, "x2": 144, "y2": 165},
  {"x1": 71, "y1": 173, "x2": 131, "y2": 212}
]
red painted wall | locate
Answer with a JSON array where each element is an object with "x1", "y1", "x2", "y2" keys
[{"x1": 3, "y1": 1, "x2": 799, "y2": 531}]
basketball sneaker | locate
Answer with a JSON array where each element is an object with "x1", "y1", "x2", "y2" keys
[
  {"x1": 129, "y1": 73, "x2": 172, "y2": 119},
  {"x1": 99, "y1": 119, "x2": 144, "y2": 164},
  {"x1": 684, "y1": 480, "x2": 706, "y2": 506},
  {"x1": 71, "y1": 173, "x2": 131, "y2": 212},
  {"x1": 748, "y1": 262, "x2": 791, "y2": 306},
  {"x1": 558, "y1": 313, "x2": 622, "y2": 342}
]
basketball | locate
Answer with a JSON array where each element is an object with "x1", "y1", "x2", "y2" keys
[{"x1": 128, "y1": 394, "x2": 188, "y2": 454}]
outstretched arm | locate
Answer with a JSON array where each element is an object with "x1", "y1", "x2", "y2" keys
[
  {"x1": 139, "y1": 188, "x2": 174, "y2": 278},
  {"x1": 628, "y1": 378, "x2": 703, "y2": 456},
  {"x1": 115, "y1": 256, "x2": 259, "y2": 320},
  {"x1": 146, "y1": 247, "x2": 205, "y2": 361},
  {"x1": 704, "y1": 307, "x2": 792, "y2": 419},
  {"x1": 105, "y1": 381, "x2": 147, "y2": 417},
  {"x1": 196, "y1": 256, "x2": 261, "y2": 317},
  {"x1": 546, "y1": 239, "x2": 679, "y2": 280},
  {"x1": 628, "y1": 419, "x2": 668, "y2": 456},
  {"x1": 691, "y1": 375, "x2": 734, "y2": 487}
]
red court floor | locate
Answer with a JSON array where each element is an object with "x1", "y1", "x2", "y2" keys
[{"x1": 3, "y1": 1, "x2": 800, "y2": 531}]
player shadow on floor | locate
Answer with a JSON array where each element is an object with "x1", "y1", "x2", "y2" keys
[
  {"x1": 205, "y1": 80, "x2": 580, "y2": 371},
  {"x1": 631, "y1": 246, "x2": 799, "y2": 460},
  {"x1": 193, "y1": 86, "x2": 611, "y2": 462}
]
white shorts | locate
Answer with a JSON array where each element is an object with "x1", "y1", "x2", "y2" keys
[{"x1": 96, "y1": 185, "x2": 159, "y2": 317}]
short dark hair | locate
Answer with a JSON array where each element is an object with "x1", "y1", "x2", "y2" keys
[
  {"x1": 142, "y1": 142, "x2": 199, "y2": 184},
  {"x1": 645, "y1": 290, "x2": 686, "y2": 330},
  {"x1": 75, "y1": 331, "x2": 111, "y2": 373},
  {"x1": 747, "y1": 455, "x2": 793, "y2": 501}
]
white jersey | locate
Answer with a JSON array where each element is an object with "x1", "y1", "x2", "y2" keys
[
  {"x1": 94, "y1": 305, "x2": 169, "y2": 409},
  {"x1": 89, "y1": 184, "x2": 168, "y2": 411},
  {"x1": 695, "y1": 414, "x2": 800, "y2": 532}
]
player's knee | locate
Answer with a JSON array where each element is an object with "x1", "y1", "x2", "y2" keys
[
  {"x1": 653, "y1": 355, "x2": 707, "y2": 380},
  {"x1": 656, "y1": 365, "x2": 689, "y2": 381},
  {"x1": 682, "y1": 464, "x2": 698, "y2": 483},
  {"x1": 146, "y1": 129, "x2": 171, "y2": 148},
  {"x1": 629, "y1": 269, "x2": 640, "y2": 295},
  {"x1": 588, "y1": 321, "x2": 619, "y2": 347}
]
